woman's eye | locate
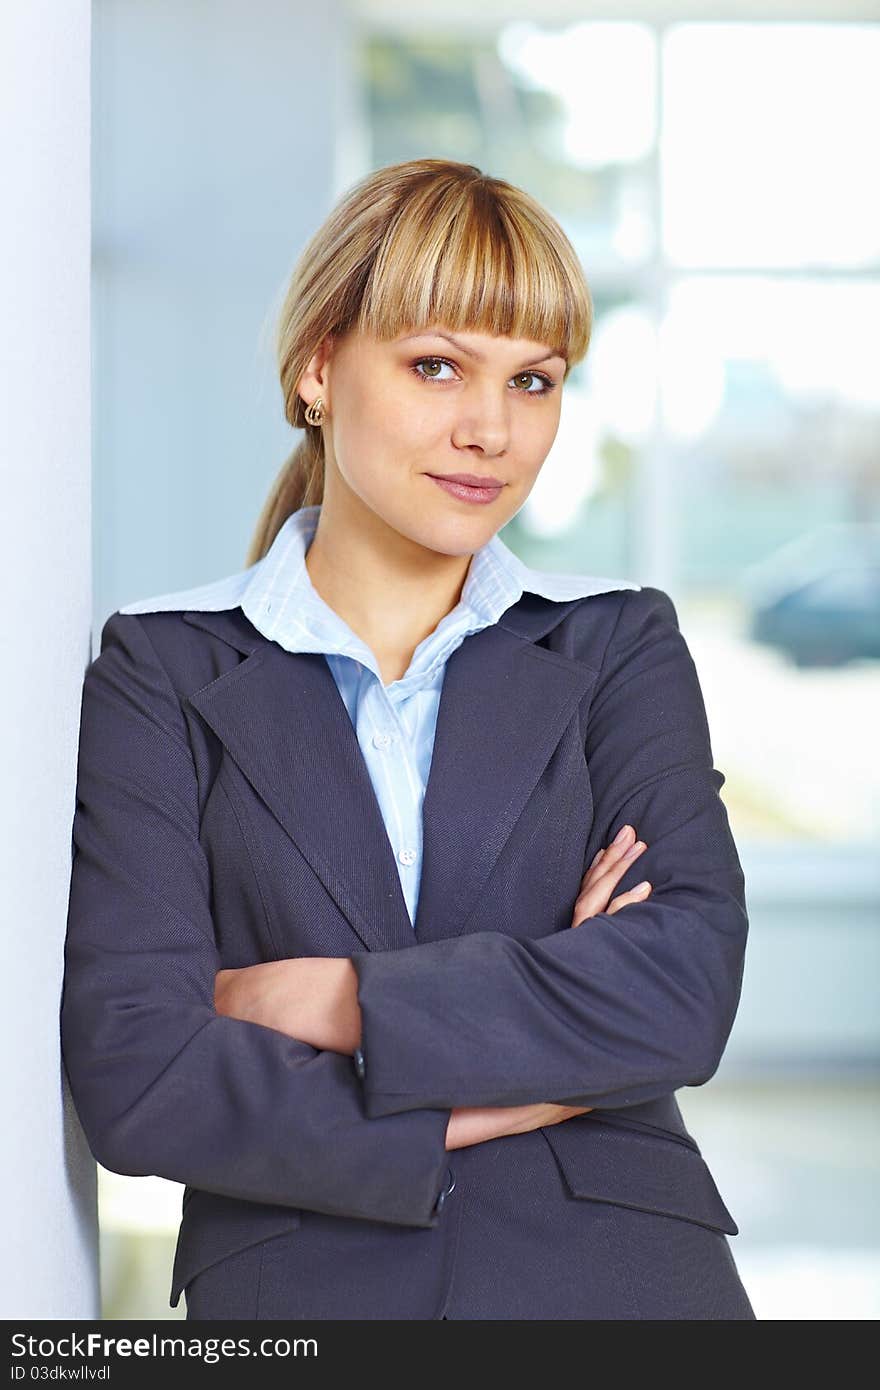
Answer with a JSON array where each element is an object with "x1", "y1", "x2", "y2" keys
[
  {"x1": 512, "y1": 371, "x2": 555, "y2": 395},
  {"x1": 412, "y1": 357, "x2": 455, "y2": 383},
  {"x1": 411, "y1": 358, "x2": 556, "y2": 395}
]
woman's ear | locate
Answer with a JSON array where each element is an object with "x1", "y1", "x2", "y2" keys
[{"x1": 298, "y1": 332, "x2": 336, "y2": 410}]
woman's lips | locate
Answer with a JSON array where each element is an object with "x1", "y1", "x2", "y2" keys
[{"x1": 426, "y1": 475, "x2": 504, "y2": 505}]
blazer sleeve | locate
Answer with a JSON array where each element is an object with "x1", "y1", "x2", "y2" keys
[
  {"x1": 350, "y1": 586, "x2": 750, "y2": 1118},
  {"x1": 60, "y1": 611, "x2": 451, "y2": 1228}
]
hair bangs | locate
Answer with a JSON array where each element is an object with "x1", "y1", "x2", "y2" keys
[{"x1": 356, "y1": 177, "x2": 591, "y2": 371}]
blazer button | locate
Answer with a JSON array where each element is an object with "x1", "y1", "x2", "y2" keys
[
  {"x1": 433, "y1": 1167, "x2": 456, "y2": 1214},
  {"x1": 353, "y1": 1046, "x2": 366, "y2": 1080}
]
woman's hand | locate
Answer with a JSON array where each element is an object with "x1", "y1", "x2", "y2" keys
[
  {"x1": 444, "y1": 826, "x2": 652, "y2": 1150},
  {"x1": 570, "y1": 823, "x2": 651, "y2": 927}
]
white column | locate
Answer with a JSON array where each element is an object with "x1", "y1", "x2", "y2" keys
[{"x1": 0, "y1": 2, "x2": 96, "y2": 1318}]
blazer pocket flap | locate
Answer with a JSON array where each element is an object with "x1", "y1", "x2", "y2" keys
[
  {"x1": 540, "y1": 1116, "x2": 739, "y2": 1236},
  {"x1": 170, "y1": 1189, "x2": 302, "y2": 1309}
]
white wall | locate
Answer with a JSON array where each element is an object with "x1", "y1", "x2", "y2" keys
[
  {"x1": 92, "y1": 0, "x2": 366, "y2": 637},
  {"x1": 0, "y1": 0, "x2": 96, "y2": 1320}
]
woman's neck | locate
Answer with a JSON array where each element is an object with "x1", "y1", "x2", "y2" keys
[{"x1": 304, "y1": 498, "x2": 474, "y2": 680}]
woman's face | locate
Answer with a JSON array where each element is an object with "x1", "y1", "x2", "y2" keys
[{"x1": 302, "y1": 324, "x2": 567, "y2": 557}]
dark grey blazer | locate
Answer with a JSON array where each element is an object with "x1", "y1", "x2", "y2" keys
[{"x1": 60, "y1": 585, "x2": 755, "y2": 1319}]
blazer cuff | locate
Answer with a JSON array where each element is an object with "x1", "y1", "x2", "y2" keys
[{"x1": 350, "y1": 1046, "x2": 452, "y2": 1215}]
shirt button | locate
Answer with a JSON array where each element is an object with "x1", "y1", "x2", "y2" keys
[
  {"x1": 372, "y1": 731, "x2": 393, "y2": 749},
  {"x1": 352, "y1": 1046, "x2": 366, "y2": 1080},
  {"x1": 398, "y1": 847, "x2": 417, "y2": 866}
]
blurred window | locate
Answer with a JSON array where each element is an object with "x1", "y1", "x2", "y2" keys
[{"x1": 359, "y1": 13, "x2": 880, "y2": 852}]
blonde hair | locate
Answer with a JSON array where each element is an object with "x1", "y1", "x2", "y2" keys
[{"x1": 246, "y1": 158, "x2": 594, "y2": 565}]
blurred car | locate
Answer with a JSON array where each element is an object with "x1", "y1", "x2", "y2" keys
[{"x1": 744, "y1": 525, "x2": 880, "y2": 667}]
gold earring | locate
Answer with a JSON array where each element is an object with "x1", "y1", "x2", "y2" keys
[{"x1": 304, "y1": 397, "x2": 325, "y2": 426}]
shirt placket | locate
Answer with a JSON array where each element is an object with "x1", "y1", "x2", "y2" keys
[{"x1": 356, "y1": 674, "x2": 425, "y2": 929}]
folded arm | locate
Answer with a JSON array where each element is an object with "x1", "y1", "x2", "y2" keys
[
  {"x1": 347, "y1": 586, "x2": 749, "y2": 1119},
  {"x1": 60, "y1": 612, "x2": 451, "y2": 1228},
  {"x1": 212, "y1": 957, "x2": 594, "y2": 1146}
]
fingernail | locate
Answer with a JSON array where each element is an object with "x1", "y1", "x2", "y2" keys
[
  {"x1": 623, "y1": 840, "x2": 645, "y2": 859},
  {"x1": 613, "y1": 824, "x2": 632, "y2": 846},
  {"x1": 634, "y1": 881, "x2": 651, "y2": 893}
]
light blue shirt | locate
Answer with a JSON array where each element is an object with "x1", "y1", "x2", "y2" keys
[{"x1": 120, "y1": 505, "x2": 639, "y2": 926}]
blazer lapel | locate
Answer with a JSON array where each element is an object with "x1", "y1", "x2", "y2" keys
[
  {"x1": 185, "y1": 623, "x2": 416, "y2": 954},
  {"x1": 413, "y1": 620, "x2": 598, "y2": 944},
  {"x1": 182, "y1": 603, "x2": 598, "y2": 956}
]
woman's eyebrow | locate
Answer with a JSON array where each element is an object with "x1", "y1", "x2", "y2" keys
[{"x1": 398, "y1": 330, "x2": 565, "y2": 366}]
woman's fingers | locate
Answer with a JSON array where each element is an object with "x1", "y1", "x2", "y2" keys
[
  {"x1": 585, "y1": 836, "x2": 647, "y2": 894},
  {"x1": 583, "y1": 826, "x2": 642, "y2": 884},
  {"x1": 572, "y1": 867, "x2": 652, "y2": 926},
  {"x1": 571, "y1": 828, "x2": 649, "y2": 927},
  {"x1": 606, "y1": 882, "x2": 652, "y2": 915}
]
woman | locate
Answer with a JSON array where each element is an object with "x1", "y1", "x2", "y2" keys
[{"x1": 61, "y1": 158, "x2": 755, "y2": 1320}]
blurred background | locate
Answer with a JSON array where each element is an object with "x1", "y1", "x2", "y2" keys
[{"x1": 90, "y1": 0, "x2": 879, "y2": 1319}]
